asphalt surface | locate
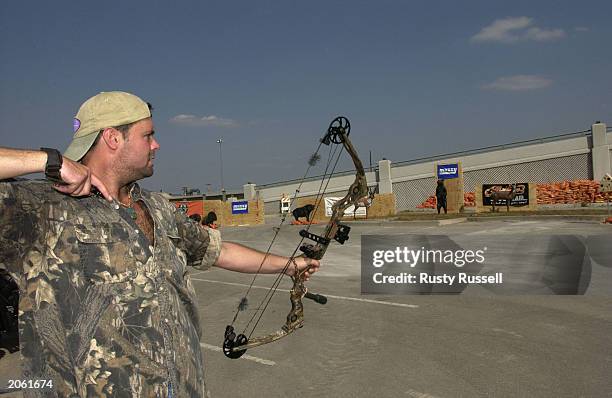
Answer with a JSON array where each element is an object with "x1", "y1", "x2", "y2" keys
[{"x1": 1, "y1": 217, "x2": 611, "y2": 397}]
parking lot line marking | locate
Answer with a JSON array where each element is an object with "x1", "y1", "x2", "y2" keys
[
  {"x1": 467, "y1": 220, "x2": 542, "y2": 235},
  {"x1": 199, "y1": 343, "x2": 276, "y2": 366},
  {"x1": 190, "y1": 278, "x2": 419, "y2": 308},
  {"x1": 405, "y1": 389, "x2": 441, "y2": 398}
]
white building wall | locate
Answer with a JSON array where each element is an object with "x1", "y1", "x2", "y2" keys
[{"x1": 256, "y1": 126, "x2": 609, "y2": 213}]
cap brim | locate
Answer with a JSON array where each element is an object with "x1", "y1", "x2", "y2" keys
[{"x1": 63, "y1": 131, "x2": 99, "y2": 161}]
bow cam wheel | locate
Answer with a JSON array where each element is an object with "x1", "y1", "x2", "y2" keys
[
  {"x1": 223, "y1": 325, "x2": 249, "y2": 359},
  {"x1": 327, "y1": 116, "x2": 351, "y2": 144}
]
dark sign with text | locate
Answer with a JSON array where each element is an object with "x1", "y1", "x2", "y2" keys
[{"x1": 482, "y1": 183, "x2": 529, "y2": 207}]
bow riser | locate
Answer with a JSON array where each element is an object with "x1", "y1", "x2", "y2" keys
[{"x1": 300, "y1": 173, "x2": 369, "y2": 260}]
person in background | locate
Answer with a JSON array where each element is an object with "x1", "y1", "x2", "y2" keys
[
  {"x1": 436, "y1": 179, "x2": 448, "y2": 214},
  {"x1": 203, "y1": 211, "x2": 218, "y2": 229}
]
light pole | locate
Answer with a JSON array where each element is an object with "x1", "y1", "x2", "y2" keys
[{"x1": 216, "y1": 138, "x2": 225, "y2": 200}]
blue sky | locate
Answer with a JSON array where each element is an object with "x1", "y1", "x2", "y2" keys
[{"x1": 1, "y1": 1, "x2": 610, "y2": 193}]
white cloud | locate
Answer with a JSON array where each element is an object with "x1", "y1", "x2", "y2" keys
[
  {"x1": 524, "y1": 27, "x2": 565, "y2": 41},
  {"x1": 471, "y1": 16, "x2": 532, "y2": 43},
  {"x1": 482, "y1": 75, "x2": 553, "y2": 91},
  {"x1": 169, "y1": 114, "x2": 239, "y2": 128},
  {"x1": 471, "y1": 17, "x2": 565, "y2": 43}
]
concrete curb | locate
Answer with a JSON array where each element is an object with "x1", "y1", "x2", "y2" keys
[
  {"x1": 466, "y1": 215, "x2": 609, "y2": 223},
  {"x1": 266, "y1": 215, "x2": 611, "y2": 226},
  {"x1": 438, "y1": 217, "x2": 468, "y2": 226},
  {"x1": 386, "y1": 215, "x2": 611, "y2": 225}
]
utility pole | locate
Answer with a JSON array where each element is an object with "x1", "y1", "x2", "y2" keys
[{"x1": 216, "y1": 138, "x2": 226, "y2": 201}]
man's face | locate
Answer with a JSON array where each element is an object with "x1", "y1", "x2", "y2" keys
[{"x1": 117, "y1": 118, "x2": 160, "y2": 181}]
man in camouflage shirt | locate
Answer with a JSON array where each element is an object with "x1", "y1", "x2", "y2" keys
[{"x1": 0, "y1": 92, "x2": 319, "y2": 397}]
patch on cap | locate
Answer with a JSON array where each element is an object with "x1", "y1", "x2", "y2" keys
[{"x1": 73, "y1": 118, "x2": 81, "y2": 133}]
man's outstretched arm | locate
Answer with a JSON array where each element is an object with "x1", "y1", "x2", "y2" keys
[{"x1": 215, "y1": 242, "x2": 320, "y2": 281}]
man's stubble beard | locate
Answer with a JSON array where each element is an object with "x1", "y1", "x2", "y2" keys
[{"x1": 114, "y1": 150, "x2": 154, "y2": 186}]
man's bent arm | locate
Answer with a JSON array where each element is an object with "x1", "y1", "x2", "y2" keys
[
  {"x1": 0, "y1": 147, "x2": 111, "y2": 200},
  {"x1": 0, "y1": 147, "x2": 47, "y2": 179}
]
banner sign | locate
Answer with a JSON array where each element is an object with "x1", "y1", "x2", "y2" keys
[
  {"x1": 482, "y1": 183, "x2": 529, "y2": 207},
  {"x1": 231, "y1": 201, "x2": 249, "y2": 214},
  {"x1": 174, "y1": 201, "x2": 203, "y2": 217},
  {"x1": 437, "y1": 164, "x2": 459, "y2": 179},
  {"x1": 324, "y1": 197, "x2": 367, "y2": 217}
]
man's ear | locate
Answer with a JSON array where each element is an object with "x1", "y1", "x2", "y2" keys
[{"x1": 100, "y1": 128, "x2": 123, "y2": 150}]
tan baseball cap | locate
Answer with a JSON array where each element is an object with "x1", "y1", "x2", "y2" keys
[{"x1": 64, "y1": 91, "x2": 151, "y2": 161}]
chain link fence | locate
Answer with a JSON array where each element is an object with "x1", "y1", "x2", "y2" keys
[
  {"x1": 464, "y1": 153, "x2": 592, "y2": 191},
  {"x1": 393, "y1": 177, "x2": 437, "y2": 211}
]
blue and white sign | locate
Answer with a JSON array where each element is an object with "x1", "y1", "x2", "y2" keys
[
  {"x1": 231, "y1": 201, "x2": 249, "y2": 214},
  {"x1": 437, "y1": 164, "x2": 459, "y2": 179}
]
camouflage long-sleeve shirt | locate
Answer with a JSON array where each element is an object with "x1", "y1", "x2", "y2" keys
[{"x1": 0, "y1": 180, "x2": 221, "y2": 397}]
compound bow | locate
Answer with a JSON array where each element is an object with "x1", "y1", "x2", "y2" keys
[{"x1": 223, "y1": 116, "x2": 370, "y2": 359}]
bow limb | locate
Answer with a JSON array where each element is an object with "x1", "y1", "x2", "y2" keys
[{"x1": 228, "y1": 273, "x2": 306, "y2": 353}]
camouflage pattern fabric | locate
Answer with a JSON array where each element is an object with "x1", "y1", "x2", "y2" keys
[{"x1": 0, "y1": 180, "x2": 221, "y2": 397}]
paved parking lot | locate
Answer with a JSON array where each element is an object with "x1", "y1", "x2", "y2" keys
[
  {"x1": 200, "y1": 218, "x2": 611, "y2": 398},
  {"x1": 2, "y1": 218, "x2": 611, "y2": 397}
]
